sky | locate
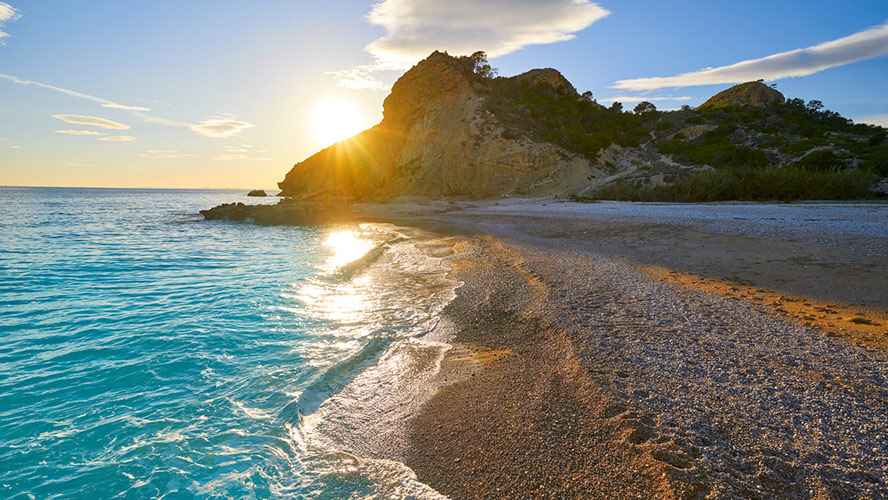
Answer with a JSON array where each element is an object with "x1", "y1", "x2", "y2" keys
[{"x1": 1, "y1": 0, "x2": 887, "y2": 189}]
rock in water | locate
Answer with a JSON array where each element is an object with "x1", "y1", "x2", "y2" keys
[
  {"x1": 698, "y1": 81, "x2": 785, "y2": 110},
  {"x1": 199, "y1": 199, "x2": 350, "y2": 226},
  {"x1": 247, "y1": 189, "x2": 267, "y2": 197}
]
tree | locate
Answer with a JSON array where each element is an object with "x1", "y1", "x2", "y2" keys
[
  {"x1": 581, "y1": 90, "x2": 594, "y2": 102},
  {"x1": 633, "y1": 101, "x2": 657, "y2": 115},
  {"x1": 469, "y1": 51, "x2": 497, "y2": 79},
  {"x1": 610, "y1": 102, "x2": 623, "y2": 112},
  {"x1": 680, "y1": 104, "x2": 692, "y2": 112},
  {"x1": 806, "y1": 100, "x2": 824, "y2": 112}
]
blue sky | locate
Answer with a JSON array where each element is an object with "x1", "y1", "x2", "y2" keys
[{"x1": 1, "y1": 1, "x2": 887, "y2": 188}]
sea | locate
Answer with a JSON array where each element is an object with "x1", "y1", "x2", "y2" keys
[{"x1": 0, "y1": 187, "x2": 458, "y2": 500}]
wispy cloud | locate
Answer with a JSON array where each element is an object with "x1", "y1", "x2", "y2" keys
[
  {"x1": 68, "y1": 162, "x2": 98, "y2": 168},
  {"x1": 0, "y1": 73, "x2": 253, "y2": 138},
  {"x1": 98, "y1": 136, "x2": 136, "y2": 142},
  {"x1": 614, "y1": 21, "x2": 888, "y2": 90},
  {"x1": 597, "y1": 95, "x2": 692, "y2": 104},
  {"x1": 213, "y1": 153, "x2": 248, "y2": 161},
  {"x1": 857, "y1": 114, "x2": 888, "y2": 128},
  {"x1": 333, "y1": 0, "x2": 610, "y2": 89},
  {"x1": 54, "y1": 129, "x2": 103, "y2": 136},
  {"x1": 9, "y1": 145, "x2": 20, "y2": 149},
  {"x1": 101, "y1": 103, "x2": 151, "y2": 111},
  {"x1": 327, "y1": 66, "x2": 388, "y2": 91},
  {"x1": 139, "y1": 150, "x2": 190, "y2": 159},
  {"x1": 190, "y1": 117, "x2": 253, "y2": 138},
  {"x1": 52, "y1": 114, "x2": 130, "y2": 130},
  {"x1": 0, "y1": 2, "x2": 20, "y2": 44},
  {"x1": 214, "y1": 144, "x2": 271, "y2": 161}
]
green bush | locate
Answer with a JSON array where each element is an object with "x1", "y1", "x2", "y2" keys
[
  {"x1": 485, "y1": 78, "x2": 648, "y2": 158},
  {"x1": 862, "y1": 145, "x2": 888, "y2": 176},
  {"x1": 793, "y1": 150, "x2": 845, "y2": 171},
  {"x1": 594, "y1": 166, "x2": 878, "y2": 202}
]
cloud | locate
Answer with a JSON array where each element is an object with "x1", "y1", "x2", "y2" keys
[
  {"x1": 597, "y1": 96, "x2": 692, "y2": 104},
  {"x1": 333, "y1": 0, "x2": 609, "y2": 88},
  {"x1": 189, "y1": 118, "x2": 254, "y2": 138},
  {"x1": 857, "y1": 114, "x2": 888, "y2": 128},
  {"x1": 0, "y1": 2, "x2": 20, "y2": 44},
  {"x1": 52, "y1": 114, "x2": 130, "y2": 130},
  {"x1": 54, "y1": 129, "x2": 103, "y2": 135},
  {"x1": 98, "y1": 136, "x2": 136, "y2": 141},
  {"x1": 328, "y1": 66, "x2": 388, "y2": 90},
  {"x1": 68, "y1": 162, "x2": 98, "y2": 168},
  {"x1": 9, "y1": 145, "x2": 20, "y2": 149},
  {"x1": 101, "y1": 103, "x2": 151, "y2": 111},
  {"x1": 214, "y1": 143, "x2": 272, "y2": 161},
  {"x1": 139, "y1": 150, "x2": 185, "y2": 159},
  {"x1": 1, "y1": 73, "x2": 254, "y2": 138},
  {"x1": 213, "y1": 153, "x2": 248, "y2": 161},
  {"x1": 614, "y1": 21, "x2": 888, "y2": 90}
]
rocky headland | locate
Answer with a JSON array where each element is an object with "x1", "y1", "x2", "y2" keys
[{"x1": 202, "y1": 51, "x2": 886, "y2": 224}]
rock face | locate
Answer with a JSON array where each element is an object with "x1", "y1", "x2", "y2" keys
[
  {"x1": 277, "y1": 51, "x2": 596, "y2": 201},
  {"x1": 246, "y1": 189, "x2": 267, "y2": 197},
  {"x1": 512, "y1": 68, "x2": 577, "y2": 94},
  {"x1": 698, "y1": 81, "x2": 785, "y2": 110}
]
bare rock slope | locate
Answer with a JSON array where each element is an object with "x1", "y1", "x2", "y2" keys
[{"x1": 278, "y1": 52, "x2": 599, "y2": 201}]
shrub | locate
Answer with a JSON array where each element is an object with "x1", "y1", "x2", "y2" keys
[
  {"x1": 793, "y1": 150, "x2": 845, "y2": 171},
  {"x1": 594, "y1": 166, "x2": 878, "y2": 202}
]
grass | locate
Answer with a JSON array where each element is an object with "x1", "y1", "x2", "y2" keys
[{"x1": 593, "y1": 165, "x2": 880, "y2": 202}]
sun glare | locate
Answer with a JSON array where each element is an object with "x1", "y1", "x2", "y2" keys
[
  {"x1": 312, "y1": 98, "x2": 365, "y2": 147},
  {"x1": 324, "y1": 230, "x2": 375, "y2": 269}
]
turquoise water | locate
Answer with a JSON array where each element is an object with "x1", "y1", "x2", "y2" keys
[{"x1": 0, "y1": 187, "x2": 454, "y2": 499}]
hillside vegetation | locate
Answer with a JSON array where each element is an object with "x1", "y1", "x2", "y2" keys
[
  {"x1": 277, "y1": 51, "x2": 887, "y2": 202},
  {"x1": 480, "y1": 71, "x2": 887, "y2": 201}
]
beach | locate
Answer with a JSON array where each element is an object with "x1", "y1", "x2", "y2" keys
[{"x1": 356, "y1": 199, "x2": 888, "y2": 499}]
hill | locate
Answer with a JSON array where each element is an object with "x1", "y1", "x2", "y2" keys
[
  {"x1": 697, "y1": 81, "x2": 785, "y2": 110},
  {"x1": 275, "y1": 51, "x2": 887, "y2": 203}
]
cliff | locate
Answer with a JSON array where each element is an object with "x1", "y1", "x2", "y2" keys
[{"x1": 278, "y1": 51, "x2": 597, "y2": 201}]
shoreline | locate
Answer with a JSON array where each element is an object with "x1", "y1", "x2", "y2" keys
[{"x1": 352, "y1": 199, "x2": 888, "y2": 498}]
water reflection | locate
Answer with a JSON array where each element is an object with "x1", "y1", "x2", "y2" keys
[{"x1": 322, "y1": 229, "x2": 376, "y2": 271}]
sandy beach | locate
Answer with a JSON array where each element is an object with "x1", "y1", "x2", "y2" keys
[{"x1": 357, "y1": 199, "x2": 888, "y2": 499}]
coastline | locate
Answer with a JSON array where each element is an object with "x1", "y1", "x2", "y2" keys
[{"x1": 351, "y1": 199, "x2": 887, "y2": 498}]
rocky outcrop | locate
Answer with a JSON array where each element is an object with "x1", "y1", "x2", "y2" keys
[
  {"x1": 698, "y1": 81, "x2": 785, "y2": 110},
  {"x1": 277, "y1": 51, "x2": 598, "y2": 201},
  {"x1": 247, "y1": 189, "x2": 267, "y2": 197},
  {"x1": 199, "y1": 199, "x2": 351, "y2": 226},
  {"x1": 511, "y1": 68, "x2": 577, "y2": 94}
]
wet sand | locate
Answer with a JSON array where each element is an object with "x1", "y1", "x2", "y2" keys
[{"x1": 358, "y1": 199, "x2": 888, "y2": 499}]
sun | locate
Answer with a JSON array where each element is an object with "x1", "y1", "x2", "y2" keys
[{"x1": 312, "y1": 98, "x2": 365, "y2": 147}]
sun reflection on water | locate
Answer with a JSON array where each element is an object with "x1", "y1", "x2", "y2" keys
[
  {"x1": 286, "y1": 228, "x2": 384, "y2": 366},
  {"x1": 323, "y1": 230, "x2": 375, "y2": 270}
]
